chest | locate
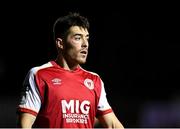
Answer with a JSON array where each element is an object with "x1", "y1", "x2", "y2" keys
[{"x1": 42, "y1": 72, "x2": 97, "y2": 105}]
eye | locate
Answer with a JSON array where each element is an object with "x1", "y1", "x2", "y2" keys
[{"x1": 74, "y1": 36, "x2": 81, "y2": 40}]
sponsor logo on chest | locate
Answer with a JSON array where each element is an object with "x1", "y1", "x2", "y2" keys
[{"x1": 61, "y1": 100, "x2": 90, "y2": 124}]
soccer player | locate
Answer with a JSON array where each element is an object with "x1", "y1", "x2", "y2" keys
[{"x1": 17, "y1": 12, "x2": 124, "y2": 128}]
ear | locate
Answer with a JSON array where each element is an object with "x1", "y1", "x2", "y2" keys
[{"x1": 55, "y1": 38, "x2": 63, "y2": 49}]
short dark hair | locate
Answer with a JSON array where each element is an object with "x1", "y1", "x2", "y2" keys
[{"x1": 53, "y1": 12, "x2": 90, "y2": 40}]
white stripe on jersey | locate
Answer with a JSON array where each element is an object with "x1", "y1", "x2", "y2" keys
[
  {"x1": 97, "y1": 79, "x2": 111, "y2": 111},
  {"x1": 19, "y1": 62, "x2": 53, "y2": 113},
  {"x1": 79, "y1": 66, "x2": 99, "y2": 76}
]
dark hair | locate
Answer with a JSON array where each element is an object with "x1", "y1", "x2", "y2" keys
[{"x1": 53, "y1": 12, "x2": 90, "y2": 40}]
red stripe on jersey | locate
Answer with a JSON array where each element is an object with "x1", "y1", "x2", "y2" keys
[
  {"x1": 18, "y1": 107, "x2": 38, "y2": 116},
  {"x1": 96, "y1": 109, "x2": 113, "y2": 116}
]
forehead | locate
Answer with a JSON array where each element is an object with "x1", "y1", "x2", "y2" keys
[{"x1": 68, "y1": 26, "x2": 89, "y2": 35}]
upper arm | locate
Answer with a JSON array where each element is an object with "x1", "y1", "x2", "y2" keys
[
  {"x1": 97, "y1": 79, "x2": 112, "y2": 115},
  {"x1": 17, "y1": 68, "x2": 42, "y2": 127},
  {"x1": 17, "y1": 113, "x2": 36, "y2": 128},
  {"x1": 18, "y1": 68, "x2": 42, "y2": 113},
  {"x1": 96, "y1": 78, "x2": 124, "y2": 128},
  {"x1": 97, "y1": 112, "x2": 124, "y2": 128}
]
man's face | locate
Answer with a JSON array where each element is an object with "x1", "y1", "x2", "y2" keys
[{"x1": 63, "y1": 26, "x2": 89, "y2": 65}]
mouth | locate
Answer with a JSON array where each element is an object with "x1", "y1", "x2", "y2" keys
[{"x1": 80, "y1": 50, "x2": 88, "y2": 55}]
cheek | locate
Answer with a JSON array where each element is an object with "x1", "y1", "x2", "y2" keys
[
  {"x1": 67, "y1": 39, "x2": 81, "y2": 48},
  {"x1": 66, "y1": 46, "x2": 80, "y2": 56},
  {"x1": 69, "y1": 43, "x2": 81, "y2": 51},
  {"x1": 65, "y1": 40, "x2": 82, "y2": 54}
]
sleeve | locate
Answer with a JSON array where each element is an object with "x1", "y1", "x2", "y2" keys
[
  {"x1": 96, "y1": 79, "x2": 113, "y2": 116},
  {"x1": 17, "y1": 67, "x2": 42, "y2": 116}
]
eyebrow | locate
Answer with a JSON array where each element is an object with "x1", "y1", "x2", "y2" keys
[{"x1": 73, "y1": 33, "x2": 89, "y2": 37}]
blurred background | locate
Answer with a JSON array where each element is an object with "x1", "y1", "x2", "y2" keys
[{"x1": 0, "y1": 1, "x2": 180, "y2": 127}]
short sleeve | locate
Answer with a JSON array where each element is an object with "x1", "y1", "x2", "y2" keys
[
  {"x1": 96, "y1": 79, "x2": 113, "y2": 116},
  {"x1": 17, "y1": 68, "x2": 42, "y2": 116}
]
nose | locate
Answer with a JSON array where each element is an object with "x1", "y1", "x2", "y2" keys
[{"x1": 82, "y1": 38, "x2": 89, "y2": 48}]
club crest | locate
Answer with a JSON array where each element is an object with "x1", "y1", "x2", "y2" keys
[{"x1": 84, "y1": 78, "x2": 94, "y2": 90}]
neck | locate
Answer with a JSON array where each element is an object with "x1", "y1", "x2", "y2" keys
[{"x1": 56, "y1": 54, "x2": 79, "y2": 71}]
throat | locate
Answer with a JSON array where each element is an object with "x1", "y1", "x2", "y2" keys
[{"x1": 55, "y1": 56, "x2": 79, "y2": 71}]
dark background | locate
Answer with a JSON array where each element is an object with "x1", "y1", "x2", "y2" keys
[{"x1": 0, "y1": 1, "x2": 180, "y2": 127}]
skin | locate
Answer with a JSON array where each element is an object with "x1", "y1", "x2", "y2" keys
[
  {"x1": 18, "y1": 26, "x2": 124, "y2": 129},
  {"x1": 56, "y1": 26, "x2": 89, "y2": 70}
]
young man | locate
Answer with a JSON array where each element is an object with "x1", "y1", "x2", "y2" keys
[{"x1": 17, "y1": 12, "x2": 124, "y2": 128}]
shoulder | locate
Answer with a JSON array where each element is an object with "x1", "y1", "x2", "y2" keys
[
  {"x1": 79, "y1": 67, "x2": 103, "y2": 84},
  {"x1": 80, "y1": 66, "x2": 100, "y2": 77},
  {"x1": 29, "y1": 61, "x2": 53, "y2": 75}
]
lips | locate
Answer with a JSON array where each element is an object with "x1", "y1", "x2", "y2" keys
[
  {"x1": 80, "y1": 50, "x2": 88, "y2": 54},
  {"x1": 80, "y1": 51, "x2": 87, "y2": 54}
]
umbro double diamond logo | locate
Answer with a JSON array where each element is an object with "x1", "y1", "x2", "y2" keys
[{"x1": 52, "y1": 78, "x2": 61, "y2": 85}]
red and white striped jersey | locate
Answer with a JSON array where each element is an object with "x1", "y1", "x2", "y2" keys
[{"x1": 17, "y1": 61, "x2": 112, "y2": 128}]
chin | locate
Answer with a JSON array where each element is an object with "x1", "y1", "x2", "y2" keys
[
  {"x1": 78, "y1": 59, "x2": 87, "y2": 64},
  {"x1": 79, "y1": 61, "x2": 86, "y2": 64}
]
